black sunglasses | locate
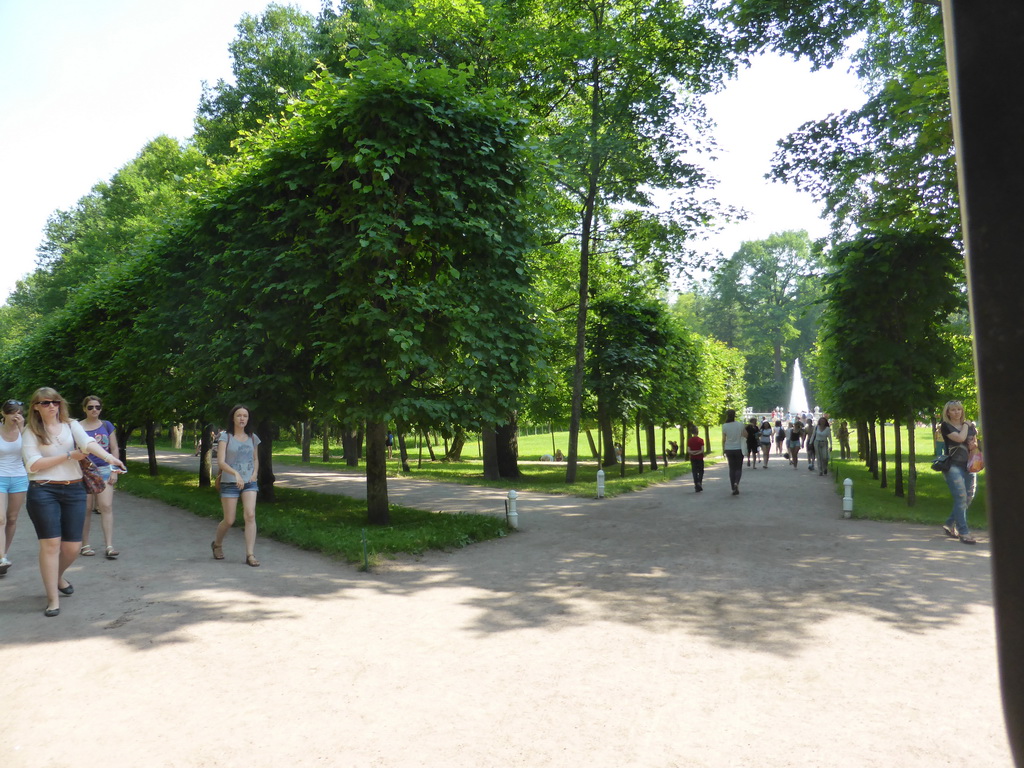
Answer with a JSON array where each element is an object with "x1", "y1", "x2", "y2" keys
[
  {"x1": 37, "y1": 400, "x2": 62, "y2": 407},
  {"x1": 4, "y1": 400, "x2": 22, "y2": 407},
  {"x1": 86, "y1": 405, "x2": 102, "y2": 410}
]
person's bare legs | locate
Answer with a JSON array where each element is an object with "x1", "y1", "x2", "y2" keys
[
  {"x1": 3, "y1": 491, "x2": 24, "y2": 559},
  {"x1": 241, "y1": 490, "x2": 258, "y2": 564}
]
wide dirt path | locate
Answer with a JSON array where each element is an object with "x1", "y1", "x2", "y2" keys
[{"x1": 0, "y1": 449, "x2": 1011, "y2": 767}]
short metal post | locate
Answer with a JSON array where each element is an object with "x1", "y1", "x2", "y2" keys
[
  {"x1": 597, "y1": 469, "x2": 605, "y2": 498},
  {"x1": 843, "y1": 478, "x2": 853, "y2": 519},
  {"x1": 506, "y1": 490, "x2": 519, "y2": 529}
]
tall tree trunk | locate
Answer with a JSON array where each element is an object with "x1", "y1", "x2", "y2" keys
[
  {"x1": 481, "y1": 427, "x2": 500, "y2": 481},
  {"x1": 597, "y1": 397, "x2": 617, "y2": 467},
  {"x1": 869, "y1": 420, "x2": 879, "y2": 480},
  {"x1": 703, "y1": 425, "x2": 711, "y2": 455},
  {"x1": 199, "y1": 423, "x2": 214, "y2": 488},
  {"x1": 620, "y1": 419, "x2": 628, "y2": 478},
  {"x1": 301, "y1": 420, "x2": 311, "y2": 463},
  {"x1": 879, "y1": 420, "x2": 887, "y2": 489},
  {"x1": 424, "y1": 431, "x2": 437, "y2": 462},
  {"x1": 445, "y1": 425, "x2": 467, "y2": 461},
  {"x1": 566, "y1": 61, "x2": 603, "y2": 484},
  {"x1": 585, "y1": 428, "x2": 600, "y2": 460},
  {"x1": 496, "y1": 416, "x2": 521, "y2": 479},
  {"x1": 321, "y1": 419, "x2": 331, "y2": 462},
  {"x1": 858, "y1": 421, "x2": 869, "y2": 462},
  {"x1": 893, "y1": 416, "x2": 904, "y2": 497},
  {"x1": 342, "y1": 427, "x2": 360, "y2": 467},
  {"x1": 365, "y1": 420, "x2": 389, "y2": 525},
  {"x1": 145, "y1": 421, "x2": 158, "y2": 476},
  {"x1": 170, "y1": 423, "x2": 183, "y2": 450},
  {"x1": 646, "y1": 422, "x2": 657, "y2": 470},
  {"x1": 907, "y1": 413, "x2": 917, "y2": 507},
  {"x1": 634, "y1": 415, "x2": 643, "y2": 474},
  {"x1": 397, "y1": 425, "x2": 411, "y2": 473},
  {"x1": 257, "y1": 417, "x2": 276, "y2": 503}
]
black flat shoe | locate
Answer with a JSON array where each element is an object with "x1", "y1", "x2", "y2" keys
[
  {"x1": 58, "y1": 581, "x2": 74, "y2": 595},
  {"x1": 44, "y1": 607, "x2": 60, "y2": 617}
]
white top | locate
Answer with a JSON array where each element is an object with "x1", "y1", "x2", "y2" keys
[
  {"x1": 722, "y1": 421, "x2": 746, "y2": 451},
  {"x1": 22, "y1": 422, "x2": 95, "y2": 482},
  {"x1": 0, "y1": 430, "x2": 26, "y2": 477}
]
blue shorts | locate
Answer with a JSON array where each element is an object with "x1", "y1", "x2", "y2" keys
[
  {"x1": 220, "y1": 480, "x2": 258, "y2": 499},
  {"x1": 0, "y1": 474, "x2": 29, "y2": 494},
  {"x1": 26, "y1": 481, "x2": 87, "y2": 540}
]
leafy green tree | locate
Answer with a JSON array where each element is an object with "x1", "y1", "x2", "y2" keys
[
  {"x1": 193, "y1": 3, "x2": 346, "y2": 158},
  {"x1": 174, "y1": 55, "x2": 539, "y2": 523},
  {"x1": 817, "y1": 230, "x2": 961, "y2": 500},
  {"x1": 3, "y1": 136, "x2": 204, "y2": 329},
  {"x1": 693, "y1": 230, "x2": 823, "y2": 409}
]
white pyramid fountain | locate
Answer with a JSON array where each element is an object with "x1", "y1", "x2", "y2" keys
[{"x1": 789, "y1": 358, "x2": 809, "y2": 414}]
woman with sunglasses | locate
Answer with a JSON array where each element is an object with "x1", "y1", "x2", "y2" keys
[
  {"x1": 78, "y1": 395, "x2": 121, "y2": 559},
  {"x1": 21, "y1": 388, "x2": 126, "y2": 617},
  {"x1": 0, "y1": 400, "x2": 28, "y2": 574}
]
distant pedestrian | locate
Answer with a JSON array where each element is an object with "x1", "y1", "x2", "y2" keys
[
  {"x1": 757, "y1": 421, "x2": 770, "y2": 468},
  {"x1": 787, "y1": 420, "x2": 803, "y2": 469},
  {"x1": 212, "y1": 404, "x2": 261, "y2": 567},
  {"x1": 722, "y1": 410, "x2": 746, "y2": 495},
  {"x1": 745, "y1": 418, "x2": 760, "y2": 468},
  {"x1": 806, "y1": 420, "x2": 818, "y2": 472},
  {"x1": 939, "y1": 400, "x2": 978, "y2": 545},
  {"x1": 837, "y1": 420, "x2": 851, "y2": 460},
  {"x1": 774, "y1": 420, "x2": 786, "y2": 456},
  {"x1": 814, "y1": 417, "x2": 833, "y2": 475},
  {"x1": 686, "y1": 426, "x2": 704, "y2": 492}
]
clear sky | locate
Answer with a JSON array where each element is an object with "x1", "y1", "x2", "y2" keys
[{"x1": 0, "y1": 1, "x2": 864, "y2": 303}]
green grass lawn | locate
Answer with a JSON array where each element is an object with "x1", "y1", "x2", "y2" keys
[
  {"x1": 119, "y1": 460, "x2": 509, "y2": 567},
  {"x1": 828, "y1": 424, "x2": 988, "y2": 530}
]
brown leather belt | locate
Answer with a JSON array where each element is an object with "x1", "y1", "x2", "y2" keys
[{"x1": 31, "y1": 479, "x2": 82, "y2": 486}]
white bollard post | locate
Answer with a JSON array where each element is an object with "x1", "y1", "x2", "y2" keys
[
  {"x1": 596, "y1": 469, "x2": 605, "y2": 499},
  {"x1": 843, "y1": 478, "x2": 853, "y2": 518},
  {"x1": 506, "y1": 489, "x2": 519, "y2": 529}
]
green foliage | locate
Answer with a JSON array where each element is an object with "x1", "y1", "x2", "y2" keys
[
  {"x1": 765, "y1": 3, "x2": 958, "y2": 244},
  {"x1": 194, "y1": 3, "x2": 347, "y2": 158},
  {"x1": 693, "y1": 230, "x2": 824, "y2": 409},
  {"x1": 817, "y1": 231, "x2": 961, "y2": 421},
  {"x1": 173, "y1": 54, "x2": 540, "y2": 431}
]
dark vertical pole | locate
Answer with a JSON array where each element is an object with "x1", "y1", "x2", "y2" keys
[{"x1": 942, "y1": 2, "x2": 1024, "y2": 762}]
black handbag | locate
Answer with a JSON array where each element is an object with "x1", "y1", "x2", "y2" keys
[{"x1": 930, "y1": 453, "x2": 952, "y2": 472}]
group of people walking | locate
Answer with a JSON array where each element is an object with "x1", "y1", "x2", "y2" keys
[
  {"x1": 713, "y1": 411, "x2": 836, "y2": 495},
  {"x1": 686, "y1": 401, "x2": 981, "y2": 547},
  {"x1": 2, "y1": 390, "x2": 263, "y2": 617},
  {"x1": 1, "y1": 389, "x2": 127, "y2": 617}
]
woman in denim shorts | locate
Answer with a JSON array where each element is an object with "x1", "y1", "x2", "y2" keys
[
  {"x1": 211, "y1": 405, "x2": 261, "y2": 567},
  {"x1": 0, "y1": 400, "x2": 28, "y2": 575},
  {"x1": 22, "y1": 388, "x2": 126, "y2": 616},
  {"x1": 78, "y1": 395, "x2": 122, "y2": 560}
]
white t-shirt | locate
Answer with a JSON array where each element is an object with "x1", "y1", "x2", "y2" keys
[
  {"x1": 722, "y1": 421, "x2": 746, "y2": 451},
  {"x1": 22, "y1": 422, "x2": 95, "y2": 482},
  {"x1": 0, "y1": 430, "x2": 26, "y2": 477}
]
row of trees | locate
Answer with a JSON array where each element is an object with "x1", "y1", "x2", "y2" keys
[{"x1": 0, "y1": 1, "x2": 754, "y2": 522}]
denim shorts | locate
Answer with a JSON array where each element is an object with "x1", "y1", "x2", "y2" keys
[
  {"x1": 220, "y1": 480, "x2": 259, "y2": 499},
  {"x1": 0, "y1": 474, "x2": 29, "y2": 494},
  {"x1": 27, "y1": 481, "x2": 87, "y2": 540}
]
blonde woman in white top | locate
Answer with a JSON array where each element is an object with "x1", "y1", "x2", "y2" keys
[
  {"x1": 22, "y1": 388, "x2": 126, "y2": 617},
  {"x1": 0, "y1": 400, "x2": 28, "y2": 574}
]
